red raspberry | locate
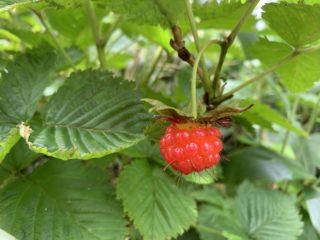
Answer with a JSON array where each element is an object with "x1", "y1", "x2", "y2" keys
[{"x1": 160, "y1": 122, "x2": 222, "y2": 174}]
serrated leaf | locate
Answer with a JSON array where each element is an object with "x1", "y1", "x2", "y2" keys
[
  {"x1": 0, "y1": 48, "x2": 57, "y2": 121},
  {"x1": 262, "y1": 2, "x2": 320, "y2": 47},
  {"x1": 0, "y1": 159, "x2": 127, "y2": 240},
  {"x1": 117, "y1": 160, "x2": 197, "y2": 240},
  {"x1": 24, "y1": 70, "x2": 150, "y2": 160},
  {"x1": 103, "y1": 0, "x2": 186, "y2": 28},
  {"x1": 236, "y1": 181, "x2": 303, "y2": 240},
  {"x1": 240, "y1": 99, "x2": 308, "y2": 137},
  {"x1": 193, "y1": 0, "x2": 256, "y2": 30},
  {"x1": 252, "y1": 39, "x2": 320, "y2": 93}
]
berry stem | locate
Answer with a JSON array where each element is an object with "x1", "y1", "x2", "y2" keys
[
  {"x1": 192, "y1": 40, "x2": 221, "y2": 118},
  {"x1": 184, "y1": 0, "x2": 212, "y2": 97}
]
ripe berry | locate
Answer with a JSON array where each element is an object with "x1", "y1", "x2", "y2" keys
[{"x1": 160, "y1": 122, "x2": 222, "y2": 174}]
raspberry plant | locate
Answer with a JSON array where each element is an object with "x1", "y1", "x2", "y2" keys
[{"x1": 0, "y1": 0, "x2": 320, "y2": 240}]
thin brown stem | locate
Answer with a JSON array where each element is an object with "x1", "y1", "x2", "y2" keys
[
  {"x1": 213, "y1": 51, "x2": 298, "y2": 104},
  {"x1": 212, "y1": 0, "x2": 260, "y2": 97}
]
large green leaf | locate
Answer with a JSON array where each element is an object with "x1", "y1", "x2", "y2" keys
[
  {"x1": 0, "y1": 159, "x2": 127, "y2": 240},
  {"x1": 193, "y1": 0, "x2": 256, "y2": 30},
  {"x1": 236, "y1": 181, "x2": 303, "y2": 240},
  {"x1": 240, "y1": 99, "x2": 308, "y2": 137},
  {"x1": 262, "y1": 2, "x2": 320, "y2": 47},
  {"x1": 103, "y1": 0, "x2": 186, "y2": 28},
  {"x1": 0, "y1": 48, "x2": 56, "y2": 121},
  {"x1": 0, "y1": 49, "x2": 56, "y2": 163},
  {"x1": 23, "y1": 70, "x2": 150, "y2": 160},
  {"x1": 117, "y1": 160, "x2": 197, "y2": 240},
  {"x1": 252, "y1": 39, "x2": 320, "y2": 93},
  {"x1": 224, "y1": 147, "x2": 293, "y2": 183},
  {"x1": 225, "y1": 147, "x2": 315, "y2": 183}
]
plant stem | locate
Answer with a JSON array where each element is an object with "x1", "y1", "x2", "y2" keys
[
  {"x1": 184, "y1": 0, "x2": 211, "y2": 96},
  {"x1": 281, "y1": 97, "x2": 299, "y2": 154},
  {"x1": 192, "y1": 40, "x2": 221, "y2": 118},
  {"x1": 31, "y1": 9, "x2": 74, "y2": 67},
  {"x1": 142, "y1": 47, "x2": 163, "y2": 86},
  {"x1": 213, "y1": 51, "x2": 298, "y2": 104},
  {"x1": 212, "y1": 0, "x2": 259, "y2": 97},
  {"x1": 86, "y1": 0, "x2": 106, "y2": 69},
  {"x1": 306, "y1": 93, "x2": 320, "y2": 133},
  {"x1": 193, "y1": 224, "x2": 225, "y2": 237},
  {"x1": 100, "y1": 16, "x2": 122, "y2": 49}
]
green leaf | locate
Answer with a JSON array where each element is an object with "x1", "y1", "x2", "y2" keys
[
  {"x1": 299, "y1": 217, "x2": 320, "y2": 240},
  {"x1": 121, "y1": 23, "x2": 171, "y2": 51},
  {"x1": 240, "y1": 99, "x2": 308, "y2": 137},
  {"x1": 291, "y1": 134, "x2": 320, "y2": 176},
  {"x1": 0, "y1": 48, "x2": 57, "y2": 121},
  {"x1": 117, "y1": 160, "x2": 197, "y2": 240},
  {"x1": 224, "y1": 147, "x2": 293, "y2": 183},
  {"x1": 0, "y1": 121, "x2": 20, "y2": 164},
  {"x1": 236, "y1": 181, "x2": 303, "y2": 240},
  {"x1": 252, "y1": 39, "x2": 320, "y2": 93},
  {"x1": 0, "y1": 159, "x2": 127, "y2": 240},
  {"x1": 292, "y1": 134, "x2": 320, "y2": 169},
  {"x1": 103, "y1": 0, "x2": 186, "y2": 28},
  {"x1": 262, "y1": 2, "x2": 320, "y2": 47},
  {"x1": 45, "y1": 7, "x2": 89, "y2": 42},
  {"x1": 23, "y1": 70, "x2": 150, "y2": 160},
  {"x1": 197, "y1": 203, "x2": 245, "y2": 240},
  {"x1": 306, "y1": 198, "x2": 320, "y2": 234},
  {"x1": 1, "y1": 139, "x2": 41, "y2": 172},
  {"x1": 193, "y1": 0, "x2": 256, "y2": 30},
  {"x1": 225, "y1": 147, "x2": 315, "y2": 183}
]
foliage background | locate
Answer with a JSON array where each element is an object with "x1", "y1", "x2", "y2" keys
[{"x1": 0, "y1": 0, "x2": 319, "y2": 239}]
